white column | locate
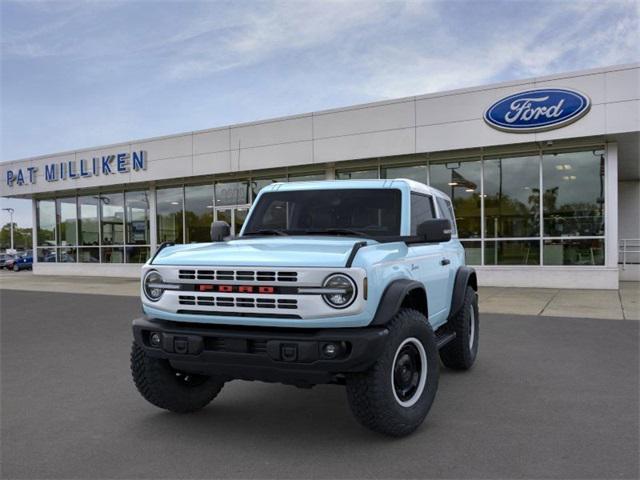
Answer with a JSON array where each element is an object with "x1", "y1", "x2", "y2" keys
[
  {"x1": 325, "y1": 163, "x2": 336, "y2": 180},
  {"x1": 149, "y1": 185, "x2": 157, "y2": 252},
  {"x1": 605, "y1": 142, "x2": 619, "y2": 272}
]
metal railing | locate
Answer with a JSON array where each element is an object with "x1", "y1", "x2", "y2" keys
[{"x1": 619, "y1": 239, "x2": 640, "y2": 269}]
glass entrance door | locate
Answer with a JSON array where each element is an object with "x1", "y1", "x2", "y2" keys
[{"x1": 215, "y1": 206, "x2": 250, "y2": 236}]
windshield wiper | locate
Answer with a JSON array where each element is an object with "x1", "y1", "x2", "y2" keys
[
  {"x1": 303, "y1": 228, "x2": 369, "y2": 238},
  {"x1": 243, "y1": 229, "x2": 289, "y2": 236}
]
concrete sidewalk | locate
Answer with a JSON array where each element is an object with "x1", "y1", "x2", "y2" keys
[{"x1": 1, "y1": 270, "x2": 638, "y2": 320}]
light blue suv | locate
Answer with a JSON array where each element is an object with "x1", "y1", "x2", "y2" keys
[{"x1": 131, "y1": 179, "x2": 478, "y2": 436}]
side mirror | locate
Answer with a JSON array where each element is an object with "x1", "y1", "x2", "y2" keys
[
  {"x1": 210, "y1": 221, "x2": 231, "y2": 242},
  {"x1": 417, "y1": 219, "x2": 452, "y2": 243}
]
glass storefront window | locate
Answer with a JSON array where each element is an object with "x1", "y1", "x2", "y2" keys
[
  {"x1": 56, "y1": 197, "x2": 77, "y2": 246},
  {"x1": 78, "y1": 247, "x2": 100, "y2": 263},
  {"x1": 336, "y1": 168, "x2": 378, "y2": 180},
  {"x1": 36, "y1": 200, "x2": 56, "y2": 246},
  {"x1": 484, "y1": 155, "x2": 540, "y2": 238},
  {"x1": 100, "y1": 193, "x2": 124, "y2": 245},
  {"x1": 288, "y1": 172, "x2": 325, "y2": 182},
  {"x1": 37, "y1": 246, "x2": 56, "y2": 262},
  {"x1": 78, "y1": 196, "x2": 99, "y2": 246},
  {"x1": 185, "y1": 184, "x2": 214, "y2": 243},
  {"x1": 235, "y1": 207, "x2": 249, "y2": 234},
  {"x1": 101, "y1": 246, "x2": 124, "y2": 263},
  {"x1": 157, "y1": 187, "x2": 184, "y2": 243},
  {"x1": 252, "y1": 177, "x2": 286, "y2": 198},
  {"x1": 543, "y1": 238, "x2": 604, "y2": 265},
  {"x1": 58, "y1": 247, "x2": 76, "y2": 263},
  {"x1": 382, "y1": 164, "x2": 428, "y2": 185},
  {"x1": 215, "y1": 180, "x2": 249, "y2": 206},
  {"x1": 461, "y1": 241, "x2": 481, "y2": 265},
  {"x1": 430, "y1": 159, "x2": 481, "y2": 238},
  {"x1": 126, "y1": 246, "x2": 150, "y2": 263},
  {"x1": 484, "y1": 240, "x2": 540, "y2": 265},
  {"x1": 542, "y1": 150, "x2": 605, "y2": 237},
  {"x1": 125, "y1": 191, "x2": 150, "y2": 245}
]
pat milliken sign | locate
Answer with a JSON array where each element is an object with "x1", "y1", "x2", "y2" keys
[
  {"x1": 484, "y1": 88, "x2": 591, "y2": 133},
  {"x1": 5, "y1": 150, "x2": 147, "y2": 187}
]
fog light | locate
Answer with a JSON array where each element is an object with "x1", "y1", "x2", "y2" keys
[
  {"x1": 323, "y1": 343, "x2": 338, "y2": 358},
  {"x1": 150, "y1": 332, "x2": 162, "y2": 347}
]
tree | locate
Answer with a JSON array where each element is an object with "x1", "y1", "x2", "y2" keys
[{"x1": 0, "y1": 223, "x2": 32, "y2": 251}]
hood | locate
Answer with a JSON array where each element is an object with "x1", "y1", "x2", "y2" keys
[{"x1": 152, "y1": 237, "x2": 370, "y2": 268}]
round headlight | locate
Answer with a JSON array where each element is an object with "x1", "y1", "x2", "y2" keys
[
  {"x1": 143, "y1": 270, "x2": 164, "y2": 302},
  {"x1": 322, "y1": 274, "x2": 356, "y2": 309}
]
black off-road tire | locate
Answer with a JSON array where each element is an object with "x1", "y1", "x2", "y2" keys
[
  {"x1": 345, "y1": 309, "x2": 439, "y2": 437},
  {"x1": 439, "y1": 286, "x2": 478, "y2": 370},
  {"x1": 131, "y1": 342, "x2": 225, "y2": 413}
]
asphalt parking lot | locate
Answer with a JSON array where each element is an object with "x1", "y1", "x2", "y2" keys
[{"x1": 1, "y1": 290, "x2": 638, "y2": 479}]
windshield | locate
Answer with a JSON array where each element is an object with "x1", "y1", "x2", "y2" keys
[{"x1": 242, "y1": 188, "x2": 402, "y2": 237}]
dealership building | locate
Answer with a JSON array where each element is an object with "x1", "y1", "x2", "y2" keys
[{"x1": 1, "y1": 63, "x2": 638, "y2": 288}]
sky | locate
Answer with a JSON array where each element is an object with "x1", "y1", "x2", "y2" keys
[{"x1": 1, "y1": 0, "x2": 639, "y2": 228}]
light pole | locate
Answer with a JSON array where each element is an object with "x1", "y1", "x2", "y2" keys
[{"x1": 2, "y1": 207, "x2": 15, "y2": 251}]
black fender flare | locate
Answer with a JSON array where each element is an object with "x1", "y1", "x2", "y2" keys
[
  {"x1": 448, "y1": 266, "x2": 477, "y2": 321},
  {"x1": 370, "y1": 279, "x2": 428, "y2": 326}
]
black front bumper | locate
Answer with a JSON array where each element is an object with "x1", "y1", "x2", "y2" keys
[{"x1": 132, "y1": 317, "x2": 389, "y2": 385}]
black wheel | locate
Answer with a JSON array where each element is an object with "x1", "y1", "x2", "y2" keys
[
  {"x1": 131, "y1": 342, "x2": 225, "y2": 413},
  {"x1": 12, "y1": 264, "x2": 19, "y2": 272},
  {"x1": 345, "y1": 308, "x2": 439, "y2": 437},
  {"x1": 439, "y1": 286, "x2": 478, "y2": 370}
]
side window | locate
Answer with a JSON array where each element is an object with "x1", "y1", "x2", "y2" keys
[
  {"x1": 436, "y1": 197, "x2": 458, "y2": 235},
  {"x1": 410, "y1": 193, "x2": 435, "y2": 235}
]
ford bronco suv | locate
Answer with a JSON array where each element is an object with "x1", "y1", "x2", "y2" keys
[{"x1": 131, "y1": 179, "x2": 478, "y2": 436}]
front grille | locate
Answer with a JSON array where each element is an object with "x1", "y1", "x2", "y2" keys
[
  {"x1": 178, "y1": 295, "x2": 298, "y2": 310},
  {"x1": 178, "y1": 269, "x2": 298, "y2": 283}
]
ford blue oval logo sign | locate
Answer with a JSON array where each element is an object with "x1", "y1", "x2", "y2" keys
[{"x1": 484, "y1": 88, "x2": 591, "y2": 133}]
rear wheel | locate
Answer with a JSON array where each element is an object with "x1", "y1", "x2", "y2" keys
[
  {"x1": 439, "y1": 286, "x2": 479, "y2": 370},
  {"x1": 131, "y1": 342, "x2": 225, "y2": 413},
  {"x1": 345, "y1": 308, "x2": 439, "y2": 437}
]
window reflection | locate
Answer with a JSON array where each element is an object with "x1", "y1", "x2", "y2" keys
[
  {"x1": 37, "y1": 200, "x2": 56, "y2": 246},
  {"x1": 484, "y1": 155, "x2": 540, "y2": 238},
  {"x1": 430, "y1": 159, "x2": 481, "y2": 238},
  {"x1": 544, "y1": 238, "x2": 604, "y2": 265},
  {"x1": 382, "y1": 164, "x2": 428, "y2": 185},
  {"x1": 56, "y1": 197, "x2": 77, "y2": 246},
  {"x1": 125, "y1": 191, "x2": 150, "y2": 245},
  {"x1": 215, "y1": 180, "x2": 249, "y2": 206},
  {"x1": 288, "y1": 172, "x2": 325, "y2": 182},
  {"x1": 185, "y1": 184, "x2": 214, "y2": 243},
  {"x1": 78, "y1": 196, "x2": 99, "y2": 246},
  {"x1": 543, "y1": 150, "x2": 605, "y2": 237},
  {"x1": 157, "y1": 187, "x2": 184, "y2": 243},
  {"x1": 336, "y1": 169, "x2": 378, "y2": 180},
  {"x1": 100, "y1": 193, "x2": 124, "y2": 245},
  {"x1": 37, "y1": 247, "x2": 56, "y2": 262},
  {"x1": 461, "y1": 241, "x2": 481, "y2": 265},
  {"x1": 252, "y1": 177, "x2": 286, "y2": 198},
  {"x1": 484, "y1": 240, "x2": 540, "y2": 265}
]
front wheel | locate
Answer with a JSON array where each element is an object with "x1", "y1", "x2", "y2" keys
[
  {"x1": 131, "y1": 342, "x2": 225, "y2": 413},
  {"x1": 345, "y1": 309, "x2": 439, "y2": 437}
]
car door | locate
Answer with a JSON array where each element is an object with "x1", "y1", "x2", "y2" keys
[
  {"x1": 406, "y1": 192, "x2": 450, "y2": 326},
  {"x1": 435, "y1": 196, "x2": 462, "y2": 313}
]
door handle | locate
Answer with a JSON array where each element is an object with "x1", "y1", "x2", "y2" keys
[{"x1": 440, "y1": 258, "x2": 451, "y2": 266}]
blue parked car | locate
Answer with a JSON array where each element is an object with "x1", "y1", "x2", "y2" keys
[
  {"x1": 11, "y1": 251, "x2": 33, "y2": 271},
  {"x1": 131, "y1": 179, "x2": 479, "y2": 436}
]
